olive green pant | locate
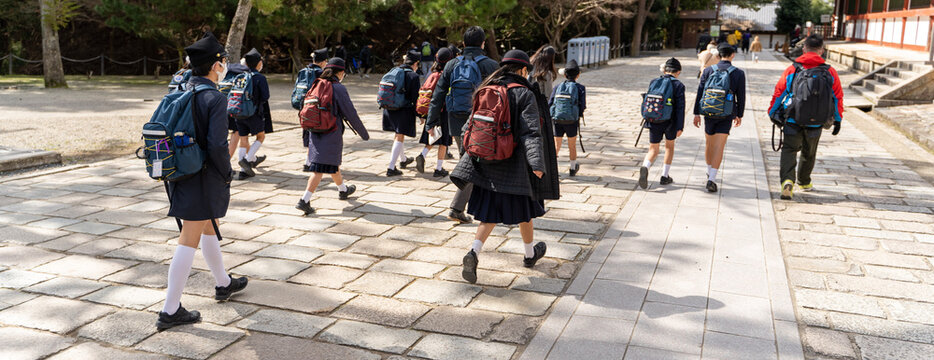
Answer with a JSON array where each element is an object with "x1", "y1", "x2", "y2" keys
[{"x1": 780, "y1": 125, "x2": 822, "y2": 186}]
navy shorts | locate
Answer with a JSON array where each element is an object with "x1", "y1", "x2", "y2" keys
[
  {"x1": 228, "y1": 116, "x2": 238, "y2": 132},
  {"x1": 237, "y1": 117, "x2": 265, "y2": 136},
  {"x1": 704, "y1": 117, "x2": 733, "y2": 135},
  {"x1": 554, "y1": 123, "x2": 579, "y2": 138},
  {"x1": 647, "y1": 123, "x2": 678, "y2": 143}
]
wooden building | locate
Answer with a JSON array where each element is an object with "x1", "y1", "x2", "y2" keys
[{"x1": 835, "y1": 0, "x2": 934, "y2": 51}]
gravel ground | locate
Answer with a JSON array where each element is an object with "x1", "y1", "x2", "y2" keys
[{"x1": 0, "y1": 75, "x2": 381, "y2": 163}]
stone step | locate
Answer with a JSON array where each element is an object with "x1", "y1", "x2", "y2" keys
[
  {"x1": 862, "y1": 79, "x2": 891, "y2": 94},
  {"x1": 0, "y1": 147, "x2": 62, "y2": 173},
  {"x1": 872, "y1": 73, "x2": 901, "y2": 87},
  {"x1": 849, "y1": 85, "x2": 881, "y2": 104},
  {"x1": 884, "y1": 67, "x2": 921, "y2": 80}
]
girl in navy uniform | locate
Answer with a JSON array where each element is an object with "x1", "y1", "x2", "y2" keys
[
  {"x1": 303, "y1": 48, "x2": 330, "y2": 172},
  {"x1": 234, "y1": 48, "x2": 270, "y2": 178},
  {"x1": 158, "y1": 32, "x2": 247, "y2": 331},
  {"x1": 452, "y1": 50, "x2": 552, "y2": 284},
  {"x1": 296, "y1": 58, "x2": 370, "y2": 216},
  {"x1": 383, "y1": 50, "x2": 422, "y2": 176},
  {"x1": 415, "y1": 47, "x2": 455, "y2": 178}
]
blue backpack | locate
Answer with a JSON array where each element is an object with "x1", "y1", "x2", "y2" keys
[
  {"x1": 142, "y1": 84, "x2": 215, "y2": 182},
  {"x1": 641, "y1": 76, "x2": 674, "y2": 123},
  {"x1": 226, "y1": 71, "x2": 257, "y2": 119},
  {"x1": 168, "y1": 69, "x2": 191, "y2": 93},
  {"x1": 446, "y1": 55, "x2": 487, "y2": 115},
  {"x1": 292, "y1": 65, "x2": 322, "y2": 110},
  {"x1": 550, "y1": 81, "x2": 581, "y2": 124},
  {"x1": 377, "y1": 66, "x2": 412, "y2": 110},
  {"x1": 699, "y1": 66, "x2": 736, "y2": 119},
  {"x1": 218, "y1": 63, "x2": 249, "y2": 97}
]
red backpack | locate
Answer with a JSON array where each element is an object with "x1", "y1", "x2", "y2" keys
[
  {"x1": 463, "y1": 83, "x2": 524, "y2": 162},
  {"x1": 416, "y1": 71, "x2": 442, "y2": 116},
  {"x1": 300, "y1": 78, "x2": 338, "y2": 133}
]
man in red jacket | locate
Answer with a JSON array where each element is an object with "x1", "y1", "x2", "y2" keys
[{"x1": 768, "y1": 34, "x2": 844, "y2": 200}]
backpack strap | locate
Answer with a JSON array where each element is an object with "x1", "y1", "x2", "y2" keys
[
  {"x1": 725, "y1": 65, "x2": 737, "y2": 74},
  {"x1": 474, "y1": 55, "x2": 488, "y2": 63}
]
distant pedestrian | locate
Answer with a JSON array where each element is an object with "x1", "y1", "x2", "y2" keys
[
  {"x1": 157, "y1": 32, "x2": 247, "y2": 331},
  {"x1": 550, "y1": 59, "x2": 586, "y2": 176},
  {"x1": 742, "y1": 29, "x2": 752, "y2": 54},
  {"x1": 694, "y1": 43, "x2": 746, "y2": 193},
  {"x1": 296, "y1": 58, "x2": 370, "y2": 215},
  {"x1": 529, "y1": 45, "x2": 557, "y2": 100},
  {"x1": 233, "y1": 48, "x2": 270, "y2": 179},
  {"x1": 359, "y1": 44, "x2": 373, "y2": 78},
  {"x1": 380, "y1": 50, "x2": 421, "y2": 176},
  {"x1": 768, "y1": 35, "x2": 843, "y2": 200},
  {"x1": 750, "y1": 36, "x2": 762, "y2": 63},
  {"x1": 697, "y1": 42, "x2": 718, "y2": 78},
  {"x1": 697, "y1": 28, "x2": 712, "y2": 54},
  {"x1": 415, "y1": 47, "x2": 455, "y2": 178},
  {"x1": 334, "y1": 44, "x2": 347, "y2": 62},
  {"x1": 638, "y1": 58, "x2": 685, "y2": 189},
  {"x1": 419, "y1": 41, "x2": 435, "y2": 80}
]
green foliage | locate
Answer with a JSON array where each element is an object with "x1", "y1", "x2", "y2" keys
[
  {"x1": 41, "y1": 0, "x2": 80, "y2": 31},
  {"x1": 95, "y1": 0, "x2": 229, "y2": 48},
  {"x1": 775, "y1": 0, "x2": 810, "y2": 33},
  {"x1": 409, "y1": 0, "x2": 517, "y2": 41},
  {"x1": 253, "y1": 0, "x2": 283, "y2": 14},
  {"x1": 807, "y1": 0, "x2": 833, "y2": 24},
  {"x1": 255, "y1": 0, "x2": 396, "y2": 42}
]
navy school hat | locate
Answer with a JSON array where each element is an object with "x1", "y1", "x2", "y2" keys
[
  {"x1": 717, "y1": 42, "x2": 735, "y2": 55},
  {"x1": 665, "y1": 57, "x2": 682, "y2": 71},
  {"x1": 325, "y1": 57, "x2": 346, "y2": 70},
  {"x1": 184, "y1": 31, "x2": 227, "y2": 67},
  {"x1": 565, "y1": 59, "x2": 580, "y2": 77},
  {"x1": 500, "y1": 49, "x2": 532, "y2": 69},
  {"x1": 436, "y1": 47, "x2": 454, "y2": 64},
  {"x1": 312, "y1": 48, "x2": 329, "y2": 62}
]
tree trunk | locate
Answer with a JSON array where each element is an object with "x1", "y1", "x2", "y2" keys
[
  {"x1": 631, "y1": 0, "x2": 647, "y2": 57},
  {"x1": 485, "y1": 26, "x2": 501, "y2": 60},
  {"x1": 610, "y1": 16, "x2": 621, "y2": 57},
  {"x1": 40, "y1": 0, "x2": 67, "y2": 88},
  {"x1": 226, "y1": 0, "x2": 253, "y2": 61},
  {"x1": 667, "y1": 0, "x2": 681, "y2": 49}
]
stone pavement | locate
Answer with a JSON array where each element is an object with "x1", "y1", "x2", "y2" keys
[
  {"x1": 522, "y1": 50, "x2": 803, "y2": 359},
  {"x1": 0, "y1": 53, "x2": 665, "y2": 359},
  {"x1": 872, "y1": 103, "x2": 934, "y2": 153}
]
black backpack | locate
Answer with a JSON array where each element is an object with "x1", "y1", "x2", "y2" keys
[{"x1": 771, "y1": 62, "x2": 834, "y2": 151}]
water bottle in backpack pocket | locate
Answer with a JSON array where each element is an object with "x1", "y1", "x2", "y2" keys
[
  {"x1": 640, "y1": 76, "x2": 674, "y2": 123},
  {"x1": 550, "y1": 81, "x2": 581, "y2": 125},
  {"x1": 463, "y1": 83, "x2": 523, "y2": 162},
  {"x1": 142, "y1": 85, "x2": 213, "y2": 181},
  {"x1": 227, "y1": 72, "x2": 257, "y2": 119},
  {"x1": 446, "y1": 55, "x2": 487, "y2": 115},
  {"x1": 377, "y1": 67, "x2": 410, "y2": 110},
  {"x1": 699, "y1": 66, "x2": 736, "y2": 119}
]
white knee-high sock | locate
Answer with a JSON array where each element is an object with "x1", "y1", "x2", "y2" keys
[
  {"x1": 302, "y1": 190, "x2": 313, "y2": 202},
  {"x1": 643, "y1": 159, "x2": 653, "y2": 168},
  {"x1": 421, "y1": 147, "x2": 430, "y2": 157},
  {"x1": 388, "y1": 141, "x2": 404, "y2": 169},
  {"x1": 436, "y1": 160, "x2": 444, "y2": 171},
  {"x1": 200, "y1": 234, "x2": 230, "y2": 287},
  {"x1": 524, "y1": 242, "x2": 535, "y2": 258},
  {"x1": 163, "y1": 245, "x2": 196, "y2": 315},
  {"x1": 237, "y1": 148, "x2": 247, "y2": 161},
  {"x1": 708, "y1": 167, "x2": 718, "y2": 181},
  {"x1": 662, "y1": 164, "x2": 672, "y2": 177},
  {"x1": 471, "y1": 239, "x2": 484, "y2": 254},
  {"x1": 246, "y1": 141, "x2": 262, "y2": 162}
]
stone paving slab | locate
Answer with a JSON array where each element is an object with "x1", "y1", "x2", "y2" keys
[
  {"x1": 0, "y1": 326, "x2": 74, "y2": 360},
  {"x1": 0, "y1": 295, "x2": 113, "y2": 334},
  {"x1": 134, "y1": 322, "x2": 244, "y2": 359}
]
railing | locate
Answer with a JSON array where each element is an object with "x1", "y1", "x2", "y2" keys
[{"x1": 0, "y1": 54, "x2": 182, "y2": 76}]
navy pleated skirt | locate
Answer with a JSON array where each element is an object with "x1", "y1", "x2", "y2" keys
[
  {"x1": 467, "y1": 186, "x2": 545, "y2": 225},
  {"x1": 308, "y1": 162, "x2": 339, "y2": 174}
]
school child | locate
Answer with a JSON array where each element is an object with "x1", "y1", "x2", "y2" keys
[
  {"x1": 742, "y1": 29, "x2": 752, "y2": 54},
  {"x1": 639, "y1": 58, "x2": 685, "y2": 189},
  {"x1": 419, "y1": 41, "x2": 435, "y2": 81},
  {"x1": 334, "y1": 43, "x2": 347, "y2": 62},
  {"x1": 168, "y1": 57, "x2": 191, "y2": 93},
  {"x1": 233, "y1": 48, "x2": 270, "y2": 178},
  {"x1": 157, "y1": 32, "x2": 247, "y2": 330},
  {"x1": 299, "y1": 48, "x2": 330, "y2": 171},
  {"x1": 380, "y1": 50, "x2": 422, "y2": 176},
  {"x1": 452, "y1": 50, "x2": 554, "y2": 284},
  {"x1": 415, "y1": 47, "x2": 455, "y2": 177},
  {"x1": 750, "y1": 36, "x2": 762, "y2": 63},
  {"x1": 221, "y1": 61, "x2": 250, "y2": 158},
  {"x1": 694, "y1": 43, "x2": 746, "y2": 193},
  {"x1": 529, "y1": 45, "x2": 557, "y2": 98},
  {"x1": 358, "y1": 44, "x2": 373, "y2": 78},
  {"x1": 550, "y1": 60, "x2": 587, "y2": 176},
  {"x1": 426, "y1": 26, "x2": 500, "y2": 224},
  {"x1": 296, "y1": 58, "x2": 370, "y2": 215},
  {"x1": 768, "y1": 35, "x2": 843, "y2": 200}
]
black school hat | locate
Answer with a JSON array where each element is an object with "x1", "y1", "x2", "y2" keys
[
  {"x1": 312, "y1": 48, "x2": 329, "y2": 62},
  {"x1": 500, "y1": 49, "x2": 531, "y2": 69},
  {"x1": 665, "y1": 57, "x2": 682, "y2": 72},
  {"x1": 185, "y1": 31, "x2": 227, "y2": 67},
  {"x1": 717, "y1": 42, "x2": 735, "y2": 55},
  {"x1": 436, "y1": 47, "x2": 454, "y2": 64},
  {"x1": 244, "y1": 48, "x2": 263, "y2": 65},
  {"x1": 325, "y1": 57, "x2": 346, "y2": 70},
  {"x1": 405, "y1": 49, "x2": 422, "y2": 63},
  {"x1": 565, "y1": 59, "x2": 580, "y2": 77}
]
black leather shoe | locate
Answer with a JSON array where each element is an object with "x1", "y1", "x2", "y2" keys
[
  {"x1": 462, "y1": 250, "x2": 478, "y2": 284},
  {"x1": 296, "y1": 199, "x2": 315, "y2": 215},
  {"x1": 447, "y1": 209, "x2": 472, "y2": 224},
  {"x1": 660, "y1": 176, "x2": 673, "y2": 185},
  {"x1": 339, "y1": 185, "x2": 356, "y2": 200},
  {"x1": 638, "y1": 166, "x2": 649, "y2": 189},
  {"x1": 433, "y1": 169, "x2": 449, "y2": 178},
  {"x1": 238, "y1": 159, "x2": 255, "y2": 177},
  {"x1": 386, "y1": 168, "x2": 403, "y2": 177},
  {"x1": 399, "y1": 157, "x2": 414, "y2": 169},
  {"x1": 706, "y1": 180, "x2": 718, "y2": 193},
  {"x1": 446, "y1": 151, "x2": 455, "y2": 160},
  {"x1": 415, "y1": 154, "x2": 426, "y2": 173},
  {"x1": 156, "y1": 304, "x2": 200, "y2": 331},
  {"x1": 215, "y1": 275, "x2": 248, "y2": 301},
  {"x1": 250, "y1": 155, "x2": 266, "y2": 167},
  {"x1": 523, "y1": 242, "x2": 547, "y2": 268},
  {"x1": 569, "y1": 163, "x2": 580, "y2": 177}
]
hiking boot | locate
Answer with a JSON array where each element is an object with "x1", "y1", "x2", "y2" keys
[
  {"x1": 339, "y1": 185, "x2": 356, "y2": 200},
  {"x1": 399, "y1": 157, "x2": 414, "y2": 169},
  {"x1": 446, "y1": 151, "x2": 455, "y2": 160},
  {"x1": 156, "y1": 305, "x2": 200, "y2": 331},
  {"x1": 447, "y1": 209, "x2": 472, "y2": 224},
  {"x1": 250, "y1": 155, "x2": 266, "y2": 167},
  {"x1": 569, "y1": 163, "x2": 580, "y2": 177},
  {"x1": 238, "y1": 158, "x2": 255, "y2": 177},
  {"x1": 706, "y1": 180, "x2": 718, "y2": 193},
  {"x1": 781, "y1": 180, "x2": 794, "y2": 200},
  {"x1": 523, "y1": 242, "x2": 547, "y2": 268},
  {"x1": 215, "y1": 275, "x2": 248, "y2": 301},
  {"x1": 433, "y1": 169, "x2": 449, "y2": 178},
  {"x1": 303, "y1": 164, "x2": 312, "y2": 172},
  {"x1": 660, "y1": 175, "x2": 673, "y2": 185},
  {"x1": 638, "y1": 166, "x2": 649, "y2": 189},
  {"x1": 386, "y1": 168, "x2": 403, "y2": 177},
  {"x1": 415, "y1": 154, "x2": 426, "y2": 173},
  {"x1": 462, "y1": 250, "x2": 478, "y2": 284},
  {"x1": 296, "y1": 199, "x2": 315, "y2": 216},
  {"x1": 798, "y1": 183, "x2": 814, "y2": 192}
]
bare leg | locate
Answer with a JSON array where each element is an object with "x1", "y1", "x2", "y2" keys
[
  {"x1": 437, "y1": 145, "x2": 448, "y2": 161},
  {"x1": 238, "y1": 135, "x2": 250, "y2": 150},
  {"x1": 255, "y1": 132, "x2": 266, "y2": 143},
  {"x1": 177, "y1": 220, "x2": 208, "y2": 248},
  {"x1": 519, "y1": 221, "x2": 534, "y2": 244},
  {"x1": 568, "y1": 137, "x2": 578, "y2": 161},
  {"x1": 704, "y1": 134, "x2": 713, "y2": 166},
  {"x1": 664, "y1": 140, "x2": 676, "y2": 165},
  {"x1": 330, "y1": 170, "x2": 343, "y2": 186},
  {"x1": 645, "y1": 143, "x2": 661, "y2": 164},
  {"x1": 554, "y1": 137, "x2": 563, "y2": 155},
  {"x1": 394, "y1": 133, "x2": 405, "y2": 143},
  {"x1": 710, "y1": 134, "x2": 729, "y2": 169},
  {"x1": 475, "y1": 222, "x2": 496, "y2": 243},
  {"x1": 305, "y1": 172, "x2": 324, "y2": 192},
  {"x1": 228, "y1": 131, "x2": 240, "y2": 157}
]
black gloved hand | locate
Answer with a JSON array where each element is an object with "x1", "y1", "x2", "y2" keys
[{"x1": 832, "y1": 121, "x2": 841, "y2": 136}]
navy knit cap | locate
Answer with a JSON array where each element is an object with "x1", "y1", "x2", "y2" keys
[
  {"x1": 436, "y1": 47, "x2": 454, "y2": 64},
  {"x1": 325, "y1": 57, "x2": 346, "y2": 70},
  {"x1": 500, "y1": 49, "x2": 531, "y2": 69}
]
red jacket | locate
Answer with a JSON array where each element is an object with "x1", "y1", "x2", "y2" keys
[{"x1": 769, "y1": 52, "x2": 844, "y2": 124}]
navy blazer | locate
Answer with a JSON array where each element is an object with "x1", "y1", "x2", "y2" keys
[{"x1": 694, "y1": 60, "x2": 746, "y2": 119}]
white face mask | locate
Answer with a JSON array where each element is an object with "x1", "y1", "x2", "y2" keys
[{"x1": 215, "y1": 61, "x2": 228, "y2": 81}]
